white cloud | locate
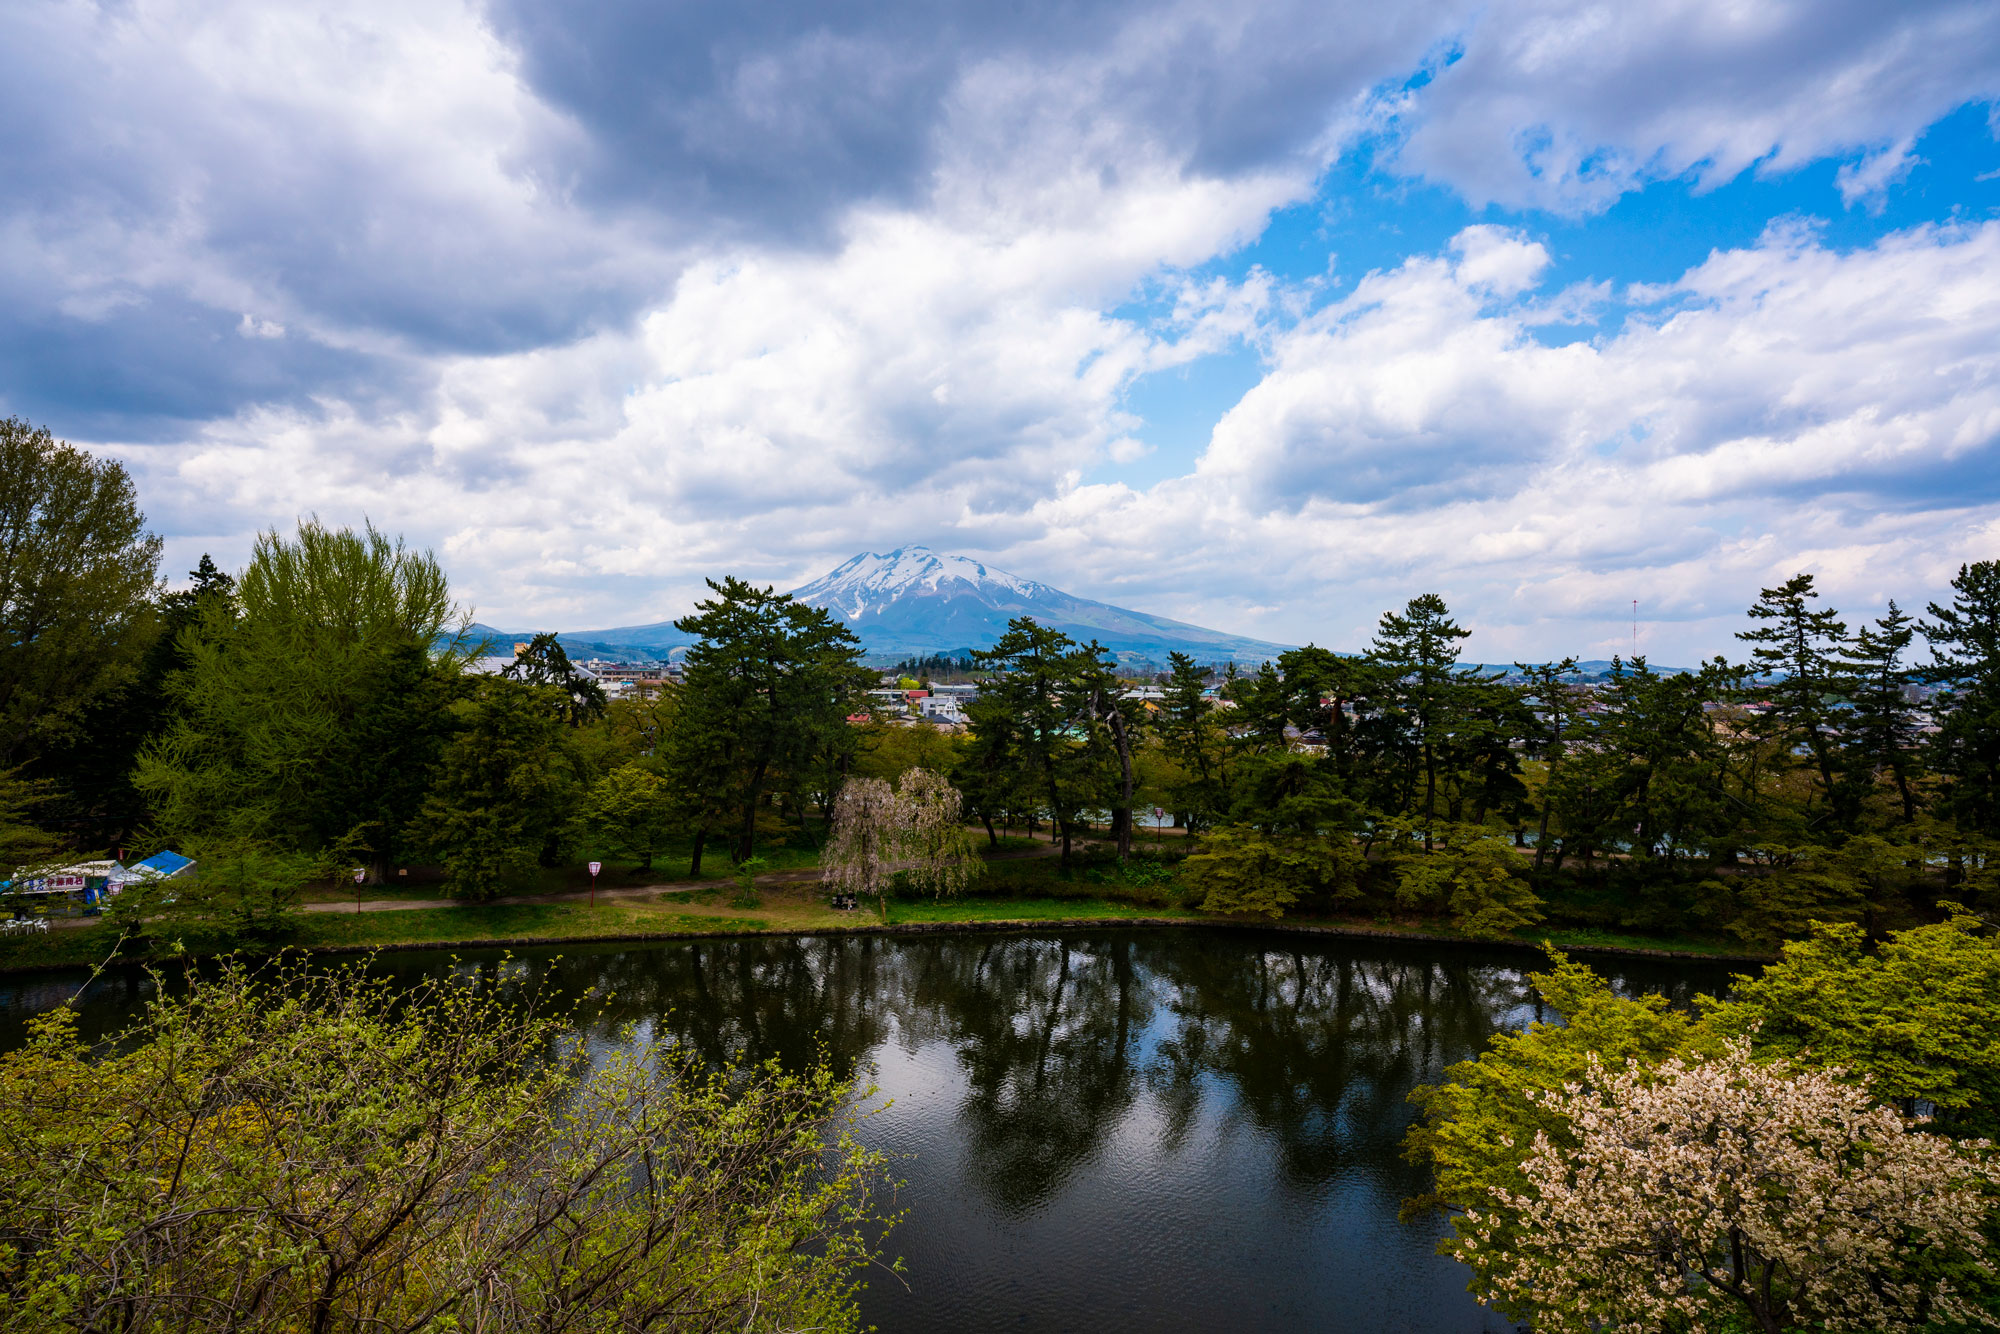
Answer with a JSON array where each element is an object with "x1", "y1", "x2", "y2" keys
[
  {"x1": 21, "y1": 0, "x2": 2000, "y2": 666},
  {"x1": 1038, "y1": 220, "x2": 2000, "y2": 661},
  {"x1": 1393, "y1": 0, "x2": 2000, "y2": 213}
]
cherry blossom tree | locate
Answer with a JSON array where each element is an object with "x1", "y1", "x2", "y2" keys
[
  {"x1": 821, "y1": 777, "x2": 902, "y2": 908},
  {"x1": 822, "y1": 769, "x2": 983, "y2": 910},
  {"x1": 1464, "y1": 1039, "x2": 2000, "y2": 1334},
  {"x1": 896, "y1": 767, "x2": 982, "y2": 899}
]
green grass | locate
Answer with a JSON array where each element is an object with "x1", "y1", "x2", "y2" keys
[
  {"x1": 0, "y1": 888, "x2": 1764, "y2": 975},
  {"x1": 885, "y1": 896, "x2": 1198, "y2": 925},
  {"x1": 1529, "y1": 925, "x2": 1766, "y2": 959},
  {"x1": 291, "y1": 903, "x2": 767, "y2": 948},
  {"x1": 0, "y1": 923, "x2": 130, "y2": 970}
]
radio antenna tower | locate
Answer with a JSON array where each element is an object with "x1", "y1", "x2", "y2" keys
[{"x1": 1632, "y1": 599, "x2": 1638, "y2": 655}]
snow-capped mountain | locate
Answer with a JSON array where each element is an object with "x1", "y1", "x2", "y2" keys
[
  {"x1": 790, "y1": 548, "x2": 1058, "y2": 625},
  {"x1": 787, "y1": 545, "x2": 1291, "y2": 664},
  {"x1": 471, "y1": 545, "x2": 1292, "y2": 666}
]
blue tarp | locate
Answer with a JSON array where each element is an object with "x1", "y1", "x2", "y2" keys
[{"x1": 130, "y1": 850, "x2": 193, "y2": 878}]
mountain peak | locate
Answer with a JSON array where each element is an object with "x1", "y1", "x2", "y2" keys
[
  {"x1": 791, "y1": 546, "x2": 1048, "y2": 621},
  {"x1": 785, "y1": 547, "x2": 1291, "y2": 665}
]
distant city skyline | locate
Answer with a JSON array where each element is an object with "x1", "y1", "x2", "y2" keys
[{"x1": 6, "y1": 0, "x2": 1999, "y2": 663}]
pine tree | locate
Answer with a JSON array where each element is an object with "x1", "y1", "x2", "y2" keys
[
  {"x1": 1843, "y1": 601, "x2": 1922, "y2": 825},
  {"x1": 1736, "y1": 573, "x2": 1853, "y2": 832},
  {"x1": 666, "y1": 577, "x2": 868, "y2": 865},
  {"x1": 1923, "y1": 560, "x2": 2000, "y2": 843},
  {"x1": 1368, "y1": 593, "x2": 1474, "y2": 850}
]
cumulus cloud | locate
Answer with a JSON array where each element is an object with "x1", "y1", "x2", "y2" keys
[
  {"x1": 1393, "y1": 0, "x2": 2000, "y2": 213},
  {"x1": 1046, "y1": 220, "x2": 2000, "y2": 660},
  {"x1": 11, "y1": 0, "x2": 2000, "y2": 662}
]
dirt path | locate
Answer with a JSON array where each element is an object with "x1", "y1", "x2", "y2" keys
[{"x1": 302, "y1": 837, "x2": 1065, "y2": 914}]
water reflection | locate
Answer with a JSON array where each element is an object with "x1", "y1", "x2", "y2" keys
[{"x1": 1, "y1": 929, "x2": 1738, "y2": 1333}]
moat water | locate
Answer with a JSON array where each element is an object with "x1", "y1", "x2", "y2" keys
[{"x1": 0, "y1": 928, "x2": 1741, "y2": 1332}]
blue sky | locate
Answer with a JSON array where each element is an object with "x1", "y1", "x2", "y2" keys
[{"x1": 5, "y1": 0, "x2": 2000, "y2": 662}]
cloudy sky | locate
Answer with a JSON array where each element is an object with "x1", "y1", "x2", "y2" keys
[{"x1": 8, "y1": 0, "x2": 2000, "y2": 661}]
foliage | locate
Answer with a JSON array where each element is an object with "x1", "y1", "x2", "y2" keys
[
  {"x1": 1368, "y1": 593, "x2": 1474, "y2": 844},
  {"x1": 966, "y1": 619, "x2": 1123, "y2": 865},
  {"x1": 0, "y1": 418, "x2": 162, "y2": 770},
  {"x1": 821, "y1": 777, "x2": 902, "y2": 905},
  {"x1": 1379, "y1": 818, "x2": 1545, "y2": 938},
  {"x1": 896, "y1": 767, "x2": 983, "y2": 898},
  {"x1": 0, "y1": 769, "x2": 61, "y2": 871},
  {"x1": 822, "y1": 770, "x2": 983, "y2": 904},
  {"x1": 1465, "y1": 1039, "x2": 2000, "y2": 1334},
  {"x1": 0, "y1": 957, "x2": 894, "y2": 1331},
  {"x1": 853, "y1": 717, "x2": 963, "y2": 785},
  {"x1": 666, "y1": 577, "x2": 868, "y2": 865},
  {"x1": 574, "y1": 762, "x2": 677, "y2": 871},
  {"x1": 731, "y1": 854, "x2": 767, "y2": 908},
  {"x1": 1708, "y1": 910, "x2": 2000, "y2": 1134},
  {"x1": 1927, "y1": 559, "x2": 2000, "y2": 844},
  {"x1": 1180, "y1": 825, "x2": 1362, "y2": 917},
  {"x1": 1737, "y1": 572, "x2": 1854, "y2": 832},
  {"x1": 1403, "y1": 951, "x2": 1714, "y2": 1243},
  {"x1": 135, "y1": 519, "x2": 465, "y2": 875},
  {"x1": 500, "y1": 630, "x2": 609, "y2": 725},
  {"x1": 406, "y1": 678, "x2": 582, "y2": 900}
]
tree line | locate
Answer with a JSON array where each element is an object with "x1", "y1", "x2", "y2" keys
[
  {"x1": 943, "y1": 570, "x2": 2000, "y2": 947},
  {"x1": 5, "y1": 416, "x2": 2000, "y2": 950}
]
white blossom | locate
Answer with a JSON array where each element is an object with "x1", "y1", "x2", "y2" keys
[{"x1": 1466, "y1": 1038, "x2": 2000, "y2": 1333}]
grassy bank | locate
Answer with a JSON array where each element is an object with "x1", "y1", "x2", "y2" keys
[{"x1": 0, "y1": 876, "x2": 1765, "y2": 974}]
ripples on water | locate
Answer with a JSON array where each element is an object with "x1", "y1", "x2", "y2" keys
[{"x1": 0, "y1": 928, "x2": 1740, "y2": 1333}]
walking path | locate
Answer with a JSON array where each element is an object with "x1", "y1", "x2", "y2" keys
[{"x1": 303, "y1": 836, "x2": 1066, "y2": 914}]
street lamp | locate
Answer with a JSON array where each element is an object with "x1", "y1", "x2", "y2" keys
[{"x1": 588, "y1": 860, "x2": 602, "y2": 908}]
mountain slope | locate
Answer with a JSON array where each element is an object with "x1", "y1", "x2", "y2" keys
[
  {"x1": 787, "y1": 547, "x2": 1291, "y2": 664},
  {"x1": 470, "y1": 547, "x2": 1292, "y2": 665}
]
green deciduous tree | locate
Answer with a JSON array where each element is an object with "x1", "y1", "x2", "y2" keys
[
  {"x1": 1180, "y1": 824, "x2": 1363, "y2": 918},
  {"x1": 0, "y1": 419, "x2": 163, "y2": 775},
  {"x1": 407, "y1": 678, "x2": 582, "y2": 899},
  {"x1": 1708, "y1": 910, "x2": 2000, "y2": 1134},
  {"x1": 0, "y1": 958, "x2": 893, "y2": 1331},
  {"x1": 1404, "y1": 951, "x2": 1715, "y2": 1254},
  {"x1": 136, "y1": 520, "x2": 466, "y2": 879},
  {"x1": 574, "y1": 763, "x2": 677, "y2": 872},
  {"x1": 1379, "y1": 817, "x2": 1544, "y2": 938}
]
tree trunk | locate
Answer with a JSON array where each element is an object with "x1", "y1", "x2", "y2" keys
[
  {"x1": 1422, "y1": 741, "x2": 1437, "y2": 853},
  {"x1": 982, "y1": 813, "x2": 997, "y2": 846},
  {"x1": 737, "y1": 760, "x2": 769, "y2": 863},
  {"x1": 690, "y1": 827, "x2": 707, "y2": 877},
  {"x1": 1108, "y1": 706, "x2": 1135, "y2": 861}
]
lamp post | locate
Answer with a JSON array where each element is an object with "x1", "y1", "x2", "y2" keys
[
  {"x1": 588, "y1": 860, "x2": 602, "y2": 908},
  {"x1": 352, "y1": 867, "x2": 365, "y2": 913}
]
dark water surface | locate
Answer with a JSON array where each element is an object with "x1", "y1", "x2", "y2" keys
[{"x1": 0, "y1": 928, "x2": 1742, "y2": 1333}]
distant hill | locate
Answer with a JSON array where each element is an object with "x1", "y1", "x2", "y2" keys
[{"x1": 466, "y1": 546, "x2": 1294, "y2": 667}]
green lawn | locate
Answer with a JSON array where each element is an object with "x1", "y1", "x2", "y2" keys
[
  {"x1": 885, "y1": 896, "x2": 1197, "y2": 925},
  {"x1": 292, "y1": 902, "x2": 768, "y2": 947},
  {"x1": 0, "y1": 885, "x2": 1763, "y2": 975}
]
